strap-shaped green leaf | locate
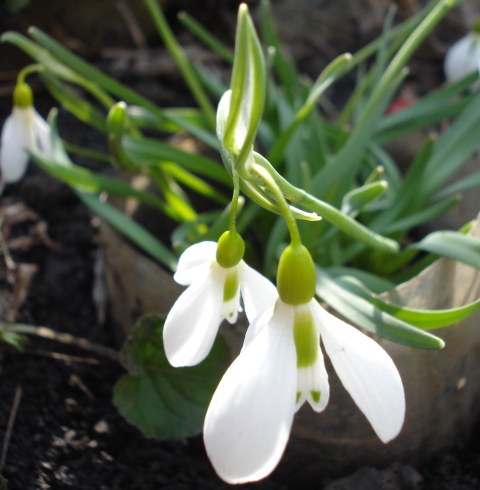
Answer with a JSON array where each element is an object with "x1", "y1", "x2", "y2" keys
[
  {"x1": 335, "y1": 275, "x2": 480, "y2": 329},
  {"x1": 410, "y1": 231, "x2": 480, "y2": 269},
  {"x1": 315, "y1": 269, "x2": 444, "y2": 350}
]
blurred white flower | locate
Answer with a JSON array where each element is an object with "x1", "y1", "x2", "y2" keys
[
  {"x1": 163, "y1": 240, "x2": 277, "y2": 367},
  {"x1": 444, "y1": 32, "x2": 480, "y2": 85},
  {"x1": 204, "y1": 297, "x2": 405, "y2": 484},
  {"x1": 0, "y1": 83, "x2": 52, "y2": 186}
]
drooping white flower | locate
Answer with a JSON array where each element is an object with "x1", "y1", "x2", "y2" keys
[
  {"x1": 163, "y1": 238, "x2": 277, "y2": 368},
  {"x1": 444, "y1": 31, "x2": 480, "y2": 85},
  {"x1": 204, "y1": 297, "x2": 405, "y2": 484},
  {"x1": 204, "y1": 243, "x2": 405, "y2": 484},
  {"x1": 0, "y1": 83, "x2": 52, "y2": 185}
]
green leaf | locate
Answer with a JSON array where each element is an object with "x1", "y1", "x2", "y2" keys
[
  {"x1": 79, "y1": 192, "x2": 178, "y2": 272},
  {"x1": 0, "y1": 328, "x2": 24, "y2": 351},
  {"x1": 315, "y1": 268, "x2": 444, "y2": 349},
  {"x1": 336, "y1": 275, "x2": 480, "y2": 329},
  {"x1": 122, "y1": 135, "x2": 230, "y2": 186},
  {"x1": 410, "y1": 231, "x2": 480, "y2": 269},
  {"x1": 113, "y1": 314, "x2": 229, "y2": 440},
  {"x1": 41, "y1": 72, "x2": 107, "y2": 132}
]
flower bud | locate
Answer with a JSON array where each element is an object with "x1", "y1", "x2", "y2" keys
[
  {"x1": 107, "y1": 101, "x2": 127, "y2": 135},
  {"x1": 277, "y1": 244, "x2": 316, "y2": 305},
  {"x1": 216, "y1": 231, "x2": 245, "y2": 268}
]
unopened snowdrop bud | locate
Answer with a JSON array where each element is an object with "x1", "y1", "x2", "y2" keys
[
  {"x1": 0, "y1": 81, "x2": 52, "y2": 185},
  {"x1": 106, "y1": 101, "x2": 127, "y2": 136},
  {"x1": 444, "y1": 25, "x2": 480, "y2": 85}
]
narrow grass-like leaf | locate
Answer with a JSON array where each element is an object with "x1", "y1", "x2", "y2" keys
[
  {"x1": 122, "y1": 135, "x2": 230, "y2": 185},
  {"x1": 316, "y1": 268, "x2": 444, "y2": 349},
  {"x1": 410, "y1": 231, "x2": 480, "y2": 269},
  {"x1": 178, "y1": 11, "x2": 233, "y2": 63},
  {"x1": 80, "y1": 192, "x2": 178, "y2": 271},
  {"x1": 336, "y1": 276, "x2": 480, "y2": 329}
]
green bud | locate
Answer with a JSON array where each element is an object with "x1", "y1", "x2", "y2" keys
[
  {"x1": 293, "y1": 307, "x2": 318, "y2": 367},
  {"x1": 277, "y1": 244, "x2": 315, "y2": 305},
  {"x1": 216, "y1": 231, "x2": 245, "y2": 268},
  {"x1": 106, "y1": 101, "x2": 127, "y2": 135},
  {"x1": 13, "y1": 83, "x2": 33, "y2": 109}
]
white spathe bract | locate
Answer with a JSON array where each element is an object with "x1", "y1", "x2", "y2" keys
[
  {"x1": 204, "y1": 297, "x2": 405, "y2": 484},
  {"x1": 444, "y1": 32, "x2": 480, "y2": 85},
  {"x1": 163, "y1": 241, "x2": 277, "y2": 368},
  {"x1": 0, "y1": 106, "x2": 52, "y2": 184}
]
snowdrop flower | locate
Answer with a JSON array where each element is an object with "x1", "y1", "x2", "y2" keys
[
  {"x1": 163, "y1": 231, "x2": 277, "y2": 367},
  {"x1": 204, "y1": 243, "x2": 405, "y2": 484},
  {"x1": 444, "y1": 30, "x2": 480, "y2": 85},
  {"x1": 0, "y1": 82, "x2": 51, "y2": 185}
]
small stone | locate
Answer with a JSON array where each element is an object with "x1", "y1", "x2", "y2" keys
[{"x1": 94, "y1": 420, "x2": 109, "y2": 434}]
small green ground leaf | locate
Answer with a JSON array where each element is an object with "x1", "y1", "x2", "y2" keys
[
  {"x1": 0, "y1": 474, "x2": 8, "y2": 490},
  {"x1": 0, "y1": 329, "x2": 23, "y2": 351},
  {"x1": 113, "y1": 314, "x2": 229, "y2": 440}
]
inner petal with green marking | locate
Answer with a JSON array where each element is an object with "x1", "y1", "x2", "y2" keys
[{"x1": 222, "y1": 267, "x2": 241, "y2": 323}]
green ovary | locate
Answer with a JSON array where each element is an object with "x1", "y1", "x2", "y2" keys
[
  {"x1": 223, "y1": 269, "x2": 240, "y2": 302},
  {"x1": 13, "y1": 83, "x2": 33, "y2": 108},
  {"x1": 293, "y1": 307, "x2": 318, "y2": 368}
]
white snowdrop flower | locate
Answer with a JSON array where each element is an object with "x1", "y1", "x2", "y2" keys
[
  {"x1": 163, "y1": 233, "x2": 277, "y2": 367},
  {"x1": 444, "y1": 31, "x2": 480, "y2": 84},
  {"x1": 0, "y1": 82, "x2": 52, "y2": 185},
  {"x1": 204, "y1": 244, "x2": 405, "y2": 484}
]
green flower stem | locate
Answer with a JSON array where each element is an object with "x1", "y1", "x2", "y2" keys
[
  {"x1": 17, "y1": 63, "x2": 42, "y2": 84},
  {"x1": 143, "y1": 0, "x2": 216, "y2": 129},
  {"x1": 229, "y1": 172, "x2": 241, "y2": 233},
  {"x1": 253, "y1": 152, "x2": 399, "y2": 254},
  {"x1": 251, "y1": 163, "x2": 302, "y2": 248}
]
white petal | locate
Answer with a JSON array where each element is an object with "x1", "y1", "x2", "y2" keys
[
  {"x1": 444, "y1": 33, "x2": 480, "y2": 84},
  {"x1": 238, "y1": 260, "x2": 278, "y2": 323},
  {"x1": 163, "y1": 264, "x2": 225, "y2": 367},
  {"x1": 204, "y1": 300, "x2": 297, "y2": 484},
  {"x1": 173, "y1": 241, "x2": 217, "y2": 286},
  {"x1": 242, "y1": 304, "x2": 275, "y2": 350},
  {"x1": 0, "y1": 108, "x2": 35, "y2": 183},
  {"x1": 32, "y1": 110, "x2": 52, "y2": 156},
  {"x1": 313, "y1": 301, "x2": 405, "y2": 443}
]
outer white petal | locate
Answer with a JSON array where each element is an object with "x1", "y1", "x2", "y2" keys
[
  {"x1": 173, "y1": 241, "x2": 217, "y2": 286},
  {"x1": 242, "y1": 304, "x2": 275, "y2": 350},
  {"x1": 444, "y1": 33, "x2": 480, "y2": 84},
  {"x1": 32, "y1": 109, "x2": 52, "y2": 156},
  {"x1": 238, "y1": 260, "x2": 278, "y2": 322},
  {"x1": 163, "y1": 264, "x2": 225, "y2": 367},
  {"x1": 0, "y1": 108, "x2": 35, "y2": 183},
  {"x1": 313, "y1": 301, "x2": 405, "y2": 443},
  {"x1": 204, "y1": 300, "x2": 297, "y2": 484}
]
